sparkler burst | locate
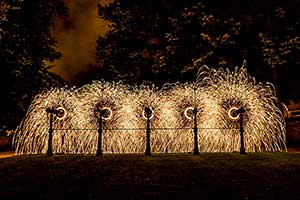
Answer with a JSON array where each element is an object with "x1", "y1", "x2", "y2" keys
[{"x1": 13, "y1": 65, "x2": 287, "y2": 154}]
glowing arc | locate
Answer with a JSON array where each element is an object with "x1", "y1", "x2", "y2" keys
[
  {"x1": 184, "y1": 107, "x2": 194, "y2": 120},
  {"x1": 56, "y1": 107, "x2": 67, "y2": 120}
]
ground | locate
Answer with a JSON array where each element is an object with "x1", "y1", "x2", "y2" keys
[{"x1": 1, "y1": 152, "x2": 300, "y2": 200}]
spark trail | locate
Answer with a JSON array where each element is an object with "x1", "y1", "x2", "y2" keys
[{"x1": 13, "y1": 65, "x2": 286, "y2": 154}]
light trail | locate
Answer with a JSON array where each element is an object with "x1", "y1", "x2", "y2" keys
[{"x1": 13, "y1": 65, "x2": 287, "y2": 154}]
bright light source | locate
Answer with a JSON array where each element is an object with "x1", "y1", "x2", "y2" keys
[
  {"x1": 56, "y1": 107, "x2": 67, "y2": 120},
  {"x1": 228, "y1": 106, "x2": 240, "y2": 121},
  {"x1": 184, "y1": 107, "x2": 194, "y2": 120},
  {"x1": 101, "y1": 107, "x2": 113, "y2": 120}
]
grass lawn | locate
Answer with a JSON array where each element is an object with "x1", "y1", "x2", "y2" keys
[{"x1": 1, "y1": 152, "x2": 300, "y2": 200}]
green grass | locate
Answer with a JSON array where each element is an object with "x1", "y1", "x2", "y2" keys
[{"x1": 1, "y1": 153, "x2": 300, "y2": 200}]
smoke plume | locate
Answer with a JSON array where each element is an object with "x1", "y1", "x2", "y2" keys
[{"x1": 49, "y1": 0, "x2": 111, "y2": 85}]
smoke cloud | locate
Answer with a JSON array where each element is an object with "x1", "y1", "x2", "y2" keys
[{"x1": 49, "y1": 0, "x2": 112, "y2": 85}]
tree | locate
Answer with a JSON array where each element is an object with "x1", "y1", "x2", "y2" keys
[
  {"x1": 96, "y1": 0, "x2": 241, "y2": 85},
  {"x1": 0, "y1": 0, "x2": 67, "y2": 129},
  {"x1": 159, "y1": 2, "x2": 241, "y2": 79},
  {"x1": 96, "y1": 0, "x2": 300, "y2": 102},
  {"x1": 258, "y1": 3, "x2": 300, "y2": 101},
  {"x1": 208, "y1": 0, "x2": 300, "y2": 101},
  {"x1": 96, "y1": 0, "x2": 173, "y2": 84}
]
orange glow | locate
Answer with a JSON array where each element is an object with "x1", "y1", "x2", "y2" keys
[{"x1": 47, "y1": 0, "x2": 112, "y2": 83}]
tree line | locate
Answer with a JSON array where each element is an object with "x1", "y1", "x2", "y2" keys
[{"x1": 1, "y1": 0, "x2": 299, "y2": 129}]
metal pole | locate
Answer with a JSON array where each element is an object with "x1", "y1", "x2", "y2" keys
[
  {"x1": 145, "y1": 116, "x2": 151, "y2": 156},
  {"x1": 145, "y1": 107, "x2": 152, "y2": 156},
  {"x1": 193, "y1": 107, "x2": 199, "y2": 155},
  {"x1": 47, "y1": 112, "x2": 53, "y2": 156},
  {"x1": 96, "y1": 110, "x2": 103, "y2": 156},
  {"x1": 239, "y1": 112, "x2": 246, "y2": 154}
]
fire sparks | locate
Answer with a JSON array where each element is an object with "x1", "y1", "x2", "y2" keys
[{"x1": 13, "y1": 65, "x2": 286, "y2": 154}]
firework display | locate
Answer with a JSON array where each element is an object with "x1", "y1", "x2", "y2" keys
[{"x1": 13, "y1": 66, "x2": 287, "y2": 154}]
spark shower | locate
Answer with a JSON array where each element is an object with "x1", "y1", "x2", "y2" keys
[{"x1": 13, "y1": 65, "x2": 287, "y2": 154}]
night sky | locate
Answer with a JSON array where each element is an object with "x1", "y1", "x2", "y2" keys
[{"x1": 48, "y1": 0, "x2": 111, "y2": 83}]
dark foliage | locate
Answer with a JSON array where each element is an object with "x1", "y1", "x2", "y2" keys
[
  {"x1": 0, "y1": 0, "x2": 67, "y2": 129},
  {"x1": 96, "y1": 0, "x2": 300, "y2": 101}
]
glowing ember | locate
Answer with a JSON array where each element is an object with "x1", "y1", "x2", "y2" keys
[{"x1": 13, "y1": 65, "x2": 287, "y2": 154}]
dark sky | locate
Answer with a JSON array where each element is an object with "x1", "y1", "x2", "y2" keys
[{"x1": 48, "y1": 0, "x2": 111, "y2": 83}]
